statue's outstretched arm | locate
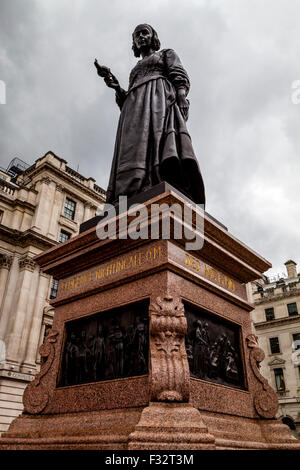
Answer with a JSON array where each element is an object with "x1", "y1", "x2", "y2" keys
[{"x1": 94, "y1": 59, "x2": 127, "y2": 110}]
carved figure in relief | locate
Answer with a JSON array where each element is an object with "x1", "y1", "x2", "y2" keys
[
  {"x1": 201, "y1": 322, "x2": 211, "y2": 378},
  {"x1": 130, "y1": 317, "x2": 148, "y2": 375},
  {"x1": 186, "y1": 316, "x2": 241, "y2": 387},
  {"x1": 223, "y1": 338, "x2": 239, "y2": 382},
  {"x1": 59, "y1": 306, "x2": 149, "y2": 386},
  {"x1": 191, "y1": 320, "x2": 207, "y2": 379},
  {"x1": 106, "y1": 322, "x2": 124, "y2": 378},
  {"x1": 78, "y1": 330, "x2": 91, "y2": 383},
  {"x1": 185, "y1": 339, "x2": 194, "y2": 372},
  {"x1": 91, "y1": 323, "x2": 105, "y2": 381},
  {"x1": 209, "y1": 342, "x2": 219, "y2": 378},
  {"x1": 65, "y1": 332, "x2": 80, "y2": 385},
  {"x1": 213, "y1": 333, "x2": 227, "y2": 377}
]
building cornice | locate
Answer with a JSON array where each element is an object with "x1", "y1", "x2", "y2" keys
[
  {"x1": 0, "y1": 193, "x2": 36, "y2": 211},
  {"x1": 20, "y1": 161, "x2": 106, "y2": 204},
  {"x1": 254, "y1": 315, "x2": 300, "y2": 330},
  {"x1": 0, "y1": 225, "x2": 58, "y2": 251},
  {"x1": 254, "y1": 288, "x2": 300, "y2": 305}
]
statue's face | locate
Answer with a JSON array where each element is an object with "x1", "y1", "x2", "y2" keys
[{"x1": 133, "y1": 25, "x2": 152, "y2": 51}]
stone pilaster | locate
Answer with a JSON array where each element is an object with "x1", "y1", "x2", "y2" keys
[
  {"x1": 47, "y1": 184, "x2": 64, "y2": 240},
  {"x1": 0, "y1": 255, "x2": 13, "y2": 312},
  {"x1": 128, "y1": 294, "x2": 215, "y2": 450},
  {"x1": 149, "y1": 295, "x2": 190, "y2": 402},
  {"x1": 31, "y1": 178, "x2": 56, "y2": 236},
  {"x1": 83, "y1": 202, "x2": 93, "y2": 222},
  {"x1": 5, "y1": 256, "x2": 37, "y2": 364},
  {"x1": 0, "y1": 256, "x2": 18, "y2": 343},
  {"x1": 23, "y1": 269, "x2": 50, "y2": 367}
]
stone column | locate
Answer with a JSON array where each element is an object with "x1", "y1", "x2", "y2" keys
[
  {"x1": 31, "y1": 178, "x2": 56, "y2": 236},
  {"x1": 0, "y1": 255, "x2": 13, "y2": 314},
  {"x1": 47, "y1": 184, "x2": 65, "y2": 240},
  {"x1": 0, "y1": 256, "x2": 19, "y2": 339},
  {"x1": 23, "y1": 269, "x2": 50, "y2": 367},
  {"x1": 5, "y1": 256, "x2": 36, "y2": 364}
]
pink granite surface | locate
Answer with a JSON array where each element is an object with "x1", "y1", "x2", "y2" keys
[{"x1": 0, "y1": 191, "x2": 299, "y2": 449}]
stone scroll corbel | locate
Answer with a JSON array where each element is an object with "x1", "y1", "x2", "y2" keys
[
  {"x1": 149, "y1": 295, "x2": 190, "y2": 402},
  {"x1": 23, "y1": 329, "x2": 59, "y2": 414},
  {"x1": 246, "y1": 334, "x2": 279, "y2": 419}
]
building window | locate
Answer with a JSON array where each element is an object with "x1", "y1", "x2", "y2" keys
[
  {"x1": 269, "y1": 337, "x2": 280, "y2": 354},
  {"x1": 43, "y1": 324, "x2": 52, "y2": 342},
  {"x1": 265, "y1": 307, "x2": 275, "y2": 321},
  {"x1": 293, "y1": 333, "x2": 300, "y2": 350},
  {"x1": 59, "y1": 229, "x2": 71, "y2": 243},
  {"x1": 287, "y1": 302, "x2": 298, "y2": 316},
  {"x1": 64, "y1": 197, "x2": 76, "y2": 220},
  {"x1": 274, "y1": 368, "x2": 285, "y2": 392},
  {"x1": 49, "y1": 278, "x2": 59, "y2": 299}
]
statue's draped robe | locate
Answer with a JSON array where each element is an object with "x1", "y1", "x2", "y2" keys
[{"x1": 106, "y1": 49, "x2": 205, "y2": 205}]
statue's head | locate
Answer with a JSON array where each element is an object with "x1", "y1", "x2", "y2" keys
[{"x1": 132, "y1": 24, "x2": 161, "y2": 57}]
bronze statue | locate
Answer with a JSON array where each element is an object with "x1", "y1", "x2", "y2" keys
[{"x1": 94, "y1": 24, "x2": 205, "y2": 205}]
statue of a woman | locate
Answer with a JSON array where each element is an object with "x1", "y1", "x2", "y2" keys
[{"x1": 95, "y1": 24, "x2": 205, "y2": 205}]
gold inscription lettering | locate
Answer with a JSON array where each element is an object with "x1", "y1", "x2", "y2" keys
[
  {"x1": 185, "y1": 253, "x2": 192, "y2": 266},
  {"x1": 153, "y1": 245, "x2": 162, "y2": 260},
  {"x1": 185, "y1": 253, "x2": 236, "y2": 293},
  {"x1": 61, "y1": 245, "x2": 162, "y2": 293}
]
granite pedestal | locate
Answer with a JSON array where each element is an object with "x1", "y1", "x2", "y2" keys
[{"x1": 0, "y1": 187, "x2": 299, "y2": 450}]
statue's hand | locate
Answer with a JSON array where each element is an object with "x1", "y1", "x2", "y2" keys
[
  {"x1": 104, "y1": 74, "x2": 121, "y2": 91},
  {"x1": 94, "y1": 58, "x2": 121, "y2": 92},
  {"x1": 94, "y1": 58, "x2": 109, "y2": 76},
  {"x1": 177, "y1": 93, "x2": 189, "y2": 121}
]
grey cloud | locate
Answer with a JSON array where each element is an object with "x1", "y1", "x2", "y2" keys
[{"x1": 1, "y1": 0, "x2": 300, "y2": 276}]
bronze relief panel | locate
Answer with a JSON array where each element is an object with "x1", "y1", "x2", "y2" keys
[
  {"x1": 184, "y1": 303, "x2": 245, "y2": 390},
  {"x1": 57, "y1": 300, "x2": 149, "y2": 387}
]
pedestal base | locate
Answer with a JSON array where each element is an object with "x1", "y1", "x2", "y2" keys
[
  {"x1": 1, "y1": 189, "x2": 299, "y2": 450},
  {"x1": 128, "y1": 402, "x2": 216, "y2": 450},
  {"x1": 0, "y1": 403, "x2": 299, "y2": 450}
]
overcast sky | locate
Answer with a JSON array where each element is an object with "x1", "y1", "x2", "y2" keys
[{"x1": 1, "y1": 0, "x2": 300, "y2": 278}]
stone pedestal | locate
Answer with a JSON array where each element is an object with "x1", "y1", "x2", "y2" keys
[{"x1": 0, "y1": 187, "x2": 299, "y2": 450}]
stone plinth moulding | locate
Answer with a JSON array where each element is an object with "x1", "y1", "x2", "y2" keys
[
  {"x1": 246, "y1": 334, "x2": 279, "y2": 419},
  {"x1": 23, "y1": 329, "x2": 59, "y2": 414},
  {"x1": 149, "y1": 295, "x2": 190, "y2": 403}
]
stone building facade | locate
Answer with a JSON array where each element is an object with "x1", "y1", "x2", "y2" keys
[
  {"x1": 248, "y1": 260, "x2": 300, "y2": 439},
  {"x1": 0, "y1": 152, "x2": 105, "y2": 433}
]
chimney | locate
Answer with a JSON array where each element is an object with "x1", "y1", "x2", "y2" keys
[{"x1": 284, "y1": 260, "x2": 297, "y2": 279}]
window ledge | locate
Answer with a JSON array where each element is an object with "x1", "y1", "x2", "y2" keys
[{"x1": 59, "y1": 214, "x2": 78, "y2": 232}]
